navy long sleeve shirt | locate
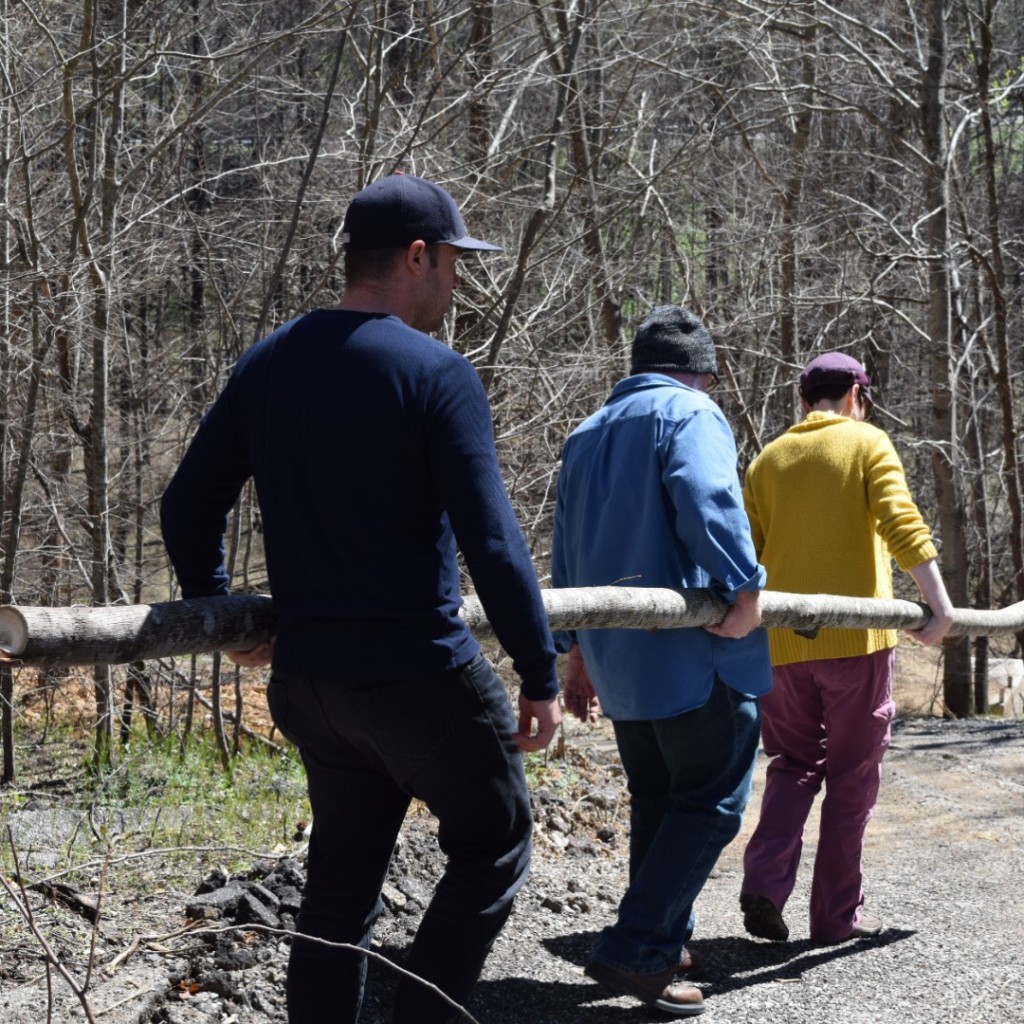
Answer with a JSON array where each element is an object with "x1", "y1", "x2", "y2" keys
[{"x1": 160, "y1": 310, "x2": 559, "y2": 701}]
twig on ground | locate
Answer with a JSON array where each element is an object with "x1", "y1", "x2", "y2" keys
[
  {"x1": 83, "y1": 848, "x2": 112, "y2": 992},
  {"x1": 24, "y1": 843, "x2": 298, "y2": 888},
  {"x1": 2, "y1": 826, "x2": 99, "y2": 1024},
  {"x1": 92, "y1": 984, "x2": 162, "y2": 1018},
  {"x1": 104, "y1": 920, "x2": 207, "y2": 974}
]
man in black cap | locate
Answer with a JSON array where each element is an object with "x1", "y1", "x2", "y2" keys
[
  {"x1": 161, "y1": 173, "x2": 561, "y2": 1023},
  {"x1": 739, "y1": 351, "x2": 954, "y2": 945},
  {"x1": 552, "y1": 305, "x2": 772, "y2": 1017}
]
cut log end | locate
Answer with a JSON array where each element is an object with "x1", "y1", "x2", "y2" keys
[{"x1": 0, "y1": 607, "x2": 28, "y2": 657}]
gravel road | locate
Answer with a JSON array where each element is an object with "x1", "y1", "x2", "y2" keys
[
  {"x1": 3, "y1": 715, "x2": 1023, "y2": 1024},
  {"x1": 465, "y1": 716, "x2": 1024, "y2": 1024}
]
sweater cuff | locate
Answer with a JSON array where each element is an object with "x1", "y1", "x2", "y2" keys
[{"x1": 893, "y1": 539, "x2": 938, "y2": 573}]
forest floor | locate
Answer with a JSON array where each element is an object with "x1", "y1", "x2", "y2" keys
[{"x1": 2, "y1": 642, "x2": 1023, "y2": 1024}]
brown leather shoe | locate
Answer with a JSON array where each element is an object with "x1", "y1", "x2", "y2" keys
[
  {"x1": 585, "y1": 960, "x2": 705, "y2": 1016},
  {"x1": 740, "y1": 892, "x2": 789, "y2": 942}
]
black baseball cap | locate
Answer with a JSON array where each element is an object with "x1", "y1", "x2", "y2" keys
[{"x1": 341, "y1": 173, "x2": 502, "y2": 253}]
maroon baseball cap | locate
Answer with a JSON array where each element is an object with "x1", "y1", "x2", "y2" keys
[
  {"x1": 341, "y1": 173, "x2": 502, "y2": 253},
  {"x1": 799, "y1": 351, "x2": 872, "y2": 404}
]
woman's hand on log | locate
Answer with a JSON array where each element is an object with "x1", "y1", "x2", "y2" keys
[
  {"x1": 904, "y1": 611, "x2": 955, "y2": 648},
  {"x1": 904, "y1": 560, "x2": 956, "y2": 648}
]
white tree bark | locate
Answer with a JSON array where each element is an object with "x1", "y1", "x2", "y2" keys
[{"x1": 2, "y1": 588, "x2": 1024, "y2": 669}]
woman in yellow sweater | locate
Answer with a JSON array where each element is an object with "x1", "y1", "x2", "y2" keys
[{"x1": 739, "y1": 351, "x2": 954, "y2": 945}]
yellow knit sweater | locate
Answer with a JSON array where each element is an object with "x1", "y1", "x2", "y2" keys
[{"x1": 744, "y1": 411, "x2": 938, "y2": 667}]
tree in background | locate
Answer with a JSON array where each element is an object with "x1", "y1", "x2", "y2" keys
[{"x1": 0, "y1": 0, "x2": 1022, "y2": 773}]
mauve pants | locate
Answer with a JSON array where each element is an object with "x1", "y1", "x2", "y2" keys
[{"x1": 741, "y1": 648, "x2": 896, "y2": 943}]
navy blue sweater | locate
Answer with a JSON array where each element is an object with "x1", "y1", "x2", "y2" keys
[{"x1": 160, "y1": 310, "x2": 559, "y2": 701}]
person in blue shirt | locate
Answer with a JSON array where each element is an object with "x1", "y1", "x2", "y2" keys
[
  {"x1": 160, "y1": 174, "x2": 561, "y2": 1024},
  {"x1": 552, "y1": 305, "x2": 772, "y2": 1017}
]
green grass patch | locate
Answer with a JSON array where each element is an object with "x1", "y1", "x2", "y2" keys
[{"x1": 1, "y1": 724, "x2": 311, "y2": 878}]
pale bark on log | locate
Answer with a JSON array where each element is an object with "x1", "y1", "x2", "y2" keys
[
  {"x1": 0, "y1": 596, "x2": 274, "y2": 668},
  {"x1": 463, "y1": 588, "x2": 940, "y2": 634},
  {"x1": 2, "y1": 589, "x2": 1024, "y2": 669},
  {"x1": 468, "y1": 587, "x2": 1024, "y2": 636}
]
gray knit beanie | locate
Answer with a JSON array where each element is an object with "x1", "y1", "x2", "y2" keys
[{"x1": 630, "y1": 305, "x2": 718, "y2": 376}]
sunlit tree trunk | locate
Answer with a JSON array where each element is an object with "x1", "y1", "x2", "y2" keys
[
  {"x1": 967, "y1": 0, "x2": 1024, "y2": 646},
  {"x1": 922, "y1": 0, "x2": 971, "y2": 717},
  {"x1": 778, "y1": 4, "x2": 816, "y2": 429}
]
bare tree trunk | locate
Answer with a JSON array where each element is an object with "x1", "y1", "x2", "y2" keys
[
  {"x1": 968, "y1": 0, "x2": 1024, "y2": 652},
  {"x1": 966, "y1": 398, "x2": 992, "y2": 713},
  {"x1": 559, "y1": 3, "x2": 623, "y2": 367},
  {"x1": 922, "y1": 0, "x2": 971, "y2": 717},
  {"x1": 0, "y1": 296, "x2": 53, "y2": 782},
  {"x1": 467, "y1": 1, "x2": 494, "y2": 171},
  {"x1": 86, "y1": 0, "x2": 130, "y2": 760},
  {"x1": 209, "y1": 651, "x2": 231, "y2": 772},
  {"x1": 186, "y1": 0, "x2": 210, "y2": 416},
  {"x1": 481, "y1": 0, "x2": 588, "y2": 392},
  {"x1": 778, "y1": 4, "x2": 816, "y2": 428},
  {"x1": 0, "y1": 668, "x2": 12, "y2": 783},
  {"x1": 252, "y1": 18, "x2": 353, "y2": 341},
  {"x1": 0, "y1": 4, "x2": 12, "y2": 782},
  {"x1": 181, "y1": 655, "x2": 198, "y2": 751}
]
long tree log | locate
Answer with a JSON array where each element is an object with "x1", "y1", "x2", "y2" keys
[
  {"x1": 2, "y1": 589, "x2": 1024, "y2": 669},
  {"x1": 0, "y1": 595, "x2": 274, "y2": 668}
]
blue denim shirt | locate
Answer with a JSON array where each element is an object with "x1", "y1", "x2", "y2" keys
[{"x1": 551, "y1": 374, "x2": 772, "y2": 719}]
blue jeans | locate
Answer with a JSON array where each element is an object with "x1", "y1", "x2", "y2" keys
[
  {"x1": 267, "y1": 654, "x2": 532, "y2": 1024},
  {"x1": 594, "y1": 679, "x2": 761, "y2": 974}
]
